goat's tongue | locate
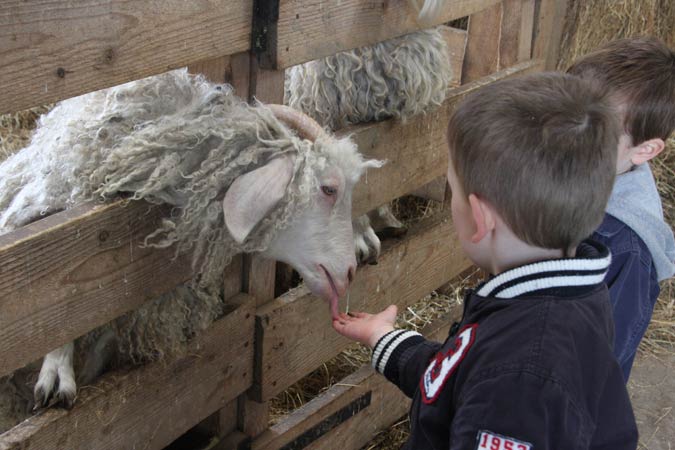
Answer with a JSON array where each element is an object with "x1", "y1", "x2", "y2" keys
[{"x1": 329, "y1": 295, "x2": 340, "y2": 321}]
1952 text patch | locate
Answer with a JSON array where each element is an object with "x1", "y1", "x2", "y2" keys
[{"x1": 475, "y1": 430, "x2": 533, "y2": 450}]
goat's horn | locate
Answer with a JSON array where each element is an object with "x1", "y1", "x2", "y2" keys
[{"x1": 268, "y1": 104, "x2": 326, "y2": 141}]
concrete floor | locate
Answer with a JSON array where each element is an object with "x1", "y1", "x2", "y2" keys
[{"x1": 629, "y1": 352, "x2": 675, "y2": 450}]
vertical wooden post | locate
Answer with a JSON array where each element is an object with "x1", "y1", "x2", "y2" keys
[
  {"x1": 189, "y1": 21, "x2": 288, "y2": 444},
  {"x1": 517, "y1": 0, "x2": 537, "y2": 62},
  {"x1": 533, "y1": 0, "x2": 569, "y2": 70},
  {"x1": 236, "y1": 50, "x2": 287, "y2": 443},
  {"x1": 462, "y1": 3, "x2": 503, "y2": 83},
  {"x1": 463, "y1": 0, "x2": 540, "y2": 83},
  {"x1": 188, "y1": 52, "x2": 256, "y2": 448}
]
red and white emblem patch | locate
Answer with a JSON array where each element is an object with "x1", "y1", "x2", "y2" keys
[
  {"x1": 475, "y1": 430, "x2": 533, "y2": 450},
  {"x1": 420, "y1": 324, "x2": 477, "y2": 404}
]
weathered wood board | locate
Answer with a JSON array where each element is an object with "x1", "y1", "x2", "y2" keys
[
  {"x1": 0, "y1": 200, "x2": 192, "y2": 377},
  {"x1": 0, "y1": 0, "x2": 251, "y2": 114},
  {"x1": 262, "y1": 0, "x2": 502, "y2": 69},
  {"x1": 0, "y1": 294, "x2": 255, "y2": 450}
]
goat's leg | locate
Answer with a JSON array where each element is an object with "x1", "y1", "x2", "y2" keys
[
  {"x1": 353, "y1": 214, "x2": 380, "y2": 265},
  {"x1": 78, "y1": 329, "x2": 117, "y2": 386},
  {"x1": 34, "y1": 342, "x2": 76, "y2": 409}
]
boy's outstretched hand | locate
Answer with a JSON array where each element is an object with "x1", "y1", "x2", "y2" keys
[{"x1": 332, "y1": 305, "x2": 398, "y2": 348}]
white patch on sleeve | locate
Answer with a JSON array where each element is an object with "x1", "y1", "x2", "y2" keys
[
  {"x1": 420, "y1": 324, "x2": 477, "y2": 404},
  {"x1": 475, "y1": 430, "x2": 533, "y2": 450}
]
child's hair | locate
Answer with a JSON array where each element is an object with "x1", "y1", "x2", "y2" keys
[
  {"x1": 567, "y1": 37, "x2": 675, "y2": 144},
  {"x1": 447, "y1": 72, "x2": 619, "y2": 251}
]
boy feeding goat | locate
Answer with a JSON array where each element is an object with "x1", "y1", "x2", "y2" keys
[
  {"x1": 333, "y1": 73, "x2": 638, "y2": 449},
  {"x1": 567, "y1": 37, "x2": 675, "y2": 381}
]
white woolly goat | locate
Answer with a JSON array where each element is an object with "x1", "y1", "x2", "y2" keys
[
  {"x1": 286, "y1": 27, "x2": 452, "y2": 261},
  {"x1": 286, "y1": 28, "x2": 451, "y2": 129},
  {"x1": 0, "y1": 69, "x2": 381, "y2": 430}
]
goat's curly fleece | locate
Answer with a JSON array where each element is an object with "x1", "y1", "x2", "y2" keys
[
  {"x1": 285, "y1": 28, "x2": 452, "y2": 129},
  {"x1": 0, "y1": 69, "x2": 368, "y2": 430}
]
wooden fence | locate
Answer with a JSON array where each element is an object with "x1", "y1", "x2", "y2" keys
[{"x1": 0, "y1": 1, "x2": 567, "y2": 448}]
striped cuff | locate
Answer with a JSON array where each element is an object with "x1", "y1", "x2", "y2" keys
[{"x1": 372, "y1": 329, "x2": 423, "y2": 376}]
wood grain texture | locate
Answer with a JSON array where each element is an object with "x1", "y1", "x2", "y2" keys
[
  {"x1": 463, "y1": 0, "x2": 540, "y2": 82},
  {"x1": 189, "y1": 54, "x2": 251, "y2": 445},
  {"x1": 440, "y1": 26, "x2": 469, "y2": 88},
  {"x1": 462, "y1": 3, "x2": 503, "y2": 83},
  {"x1": 0, "y1": 200, "x2": 192, "y2": 377},
  {"x1": 188, "y1": 52, "x2": 253, "y2": 100},
  {"x1": 236, "y1": 62, "x2": 287, "y2": 440},
  {"x1": 268, "y1": 0, "x2": 502, "y2": 69},
  {"x1": 532, "y1": 0, "x2": 569, "y2": 70},
  {"x1": 518, "y1": 0, "x2": 536, "y2": 62},
  {"x1": 253, "y1": 212, "x2": 471, "y2": 401},
  {"x1": 0, "y1": 0, "x2": 251, "y2": 114},
  {"x1": 411, "y1": 176, "x2": 448, "y2": 203},
  {"x1": 0, "y1": 294, "x2": 255, "y2": 450},
  {"x1": 500, "y1": 0, "x2": 525, "y2": 68},
  {"x1": 500, "y1": 0, "x2": 537, "y2": 67},
  {"x1": 252, "y1": 307, "x2": 463, "y2": 450}
]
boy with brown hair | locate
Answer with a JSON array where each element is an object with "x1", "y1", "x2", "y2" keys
[
  {"x1": 333, "y1": 73, "x2": 638, "y2": 449},
  {"x1": 568, "y1": 37, "x2": 675, "y2": 380}
]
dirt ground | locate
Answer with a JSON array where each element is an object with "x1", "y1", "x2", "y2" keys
[{"x1": 630, "y1": 352, "x2": 675, "y2": 450}]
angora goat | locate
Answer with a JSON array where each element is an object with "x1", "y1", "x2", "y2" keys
[
  {"x1": 286, "y1": 27, "x2": 452, "y2": 262},
  {"x1": 286, "y1": 28, "x2": 451, "y2": 129},
  {"x1": 0, "y1": 69, "x2": 381, "y2": 427}
]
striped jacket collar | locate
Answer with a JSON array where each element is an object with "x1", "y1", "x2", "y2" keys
[{"x1": 476, "y1": 240, "x2": 611, "y2": 299}]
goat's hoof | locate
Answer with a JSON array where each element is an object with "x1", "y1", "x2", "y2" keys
[
  {"x1": 33, "y1": 376, "x2": 77, "y2": 410},
  {"x1": 33, "y1": 386, "x2": 50, "y2": 411},
  {"x1": 54, "y1": 388, "x2": 76, "y2": 409}
]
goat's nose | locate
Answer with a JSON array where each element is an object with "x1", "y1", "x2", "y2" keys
[{"x1": 347, "y1": 265, "x2": 355, "y2": 284}]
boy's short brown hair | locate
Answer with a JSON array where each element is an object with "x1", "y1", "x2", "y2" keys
[
  {"x1": 567, "y1": 37, "x2": 675, "y2": 144},
  {"x1": 447, "y1": 73, "x2": 619, "y2": 251}
]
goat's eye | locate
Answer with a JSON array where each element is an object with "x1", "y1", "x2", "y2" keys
[{"x1": 321, "y1": 185, "x2": 337, "y2": 196}]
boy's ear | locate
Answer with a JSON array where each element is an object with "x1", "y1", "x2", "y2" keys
[
  {"x1": 223, "y1": 155, "x2": 295, "y2": 244},
  {"x1": 630, "y1": 138, "x2": 665, "y2": 166},
  {"x1": 468, "y1": 194, "x2": 496, "y2": 243}
]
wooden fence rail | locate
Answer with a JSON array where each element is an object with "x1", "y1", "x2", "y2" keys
[
  {"x1": 0, "y1": 0, "x2": 252, "y2": 115},
  {"x1": 255, "y1": 0, "x2": 502, "y2": 69}
]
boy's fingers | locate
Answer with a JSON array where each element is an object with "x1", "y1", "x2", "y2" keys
[{"x1": 382, "y1": 305, "x2": 398, "y2": 321}]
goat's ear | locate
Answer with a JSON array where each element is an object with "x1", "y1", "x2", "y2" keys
[{"x1": 223, "y1": 155, "x2": 295, "y2": 244}]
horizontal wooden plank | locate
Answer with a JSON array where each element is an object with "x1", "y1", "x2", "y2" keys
[
  {"x1": 0, "y1": 294, "x2": 255, "y2": 450},
  {"x1": 0, "y1": 0, "x2": 251, "y2": 114},
  {"x1": 253, "y1": 212, "x2": 471, "y2": 401},
  {"x1": 252, "y1": 306, "x2": 464, "y2": 450},
  {"x1": 0, "y1": 200, "x2": 194, "y2": 377},
  {"x1": 349, "y1": 59, "x2": 543, "y2": 217},
  {"x1": 411, "y1": 176, "x2": 448, "y2": 202},
  {"x1": 261, "y1": 0, "x2": 501, "y2": 69}
]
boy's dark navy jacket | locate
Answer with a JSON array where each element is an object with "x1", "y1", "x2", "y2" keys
[
  {"x1": 372, "y1": 240, "x2": 638, "y2": 450},
  {"x1": 592, "y1": 214, "x2": 660, "y2": 380}
]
